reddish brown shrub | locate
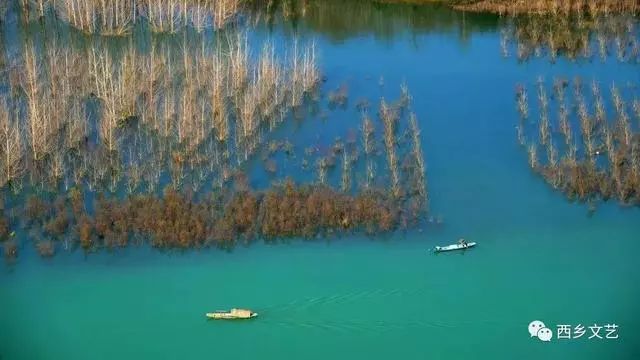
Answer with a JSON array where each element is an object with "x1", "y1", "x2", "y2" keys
[
  {"x1": 36, "y1": 240, "x2": 55, "y2": 257},
  {"x1": 3, "y1": 240, "x2": 17, "y2": 261},
  {"x1": 69, "y1": 188, "x2": 85, "y2": 218},
  {"x1": 0, "y1": 216, "x2": 9, "y2": 241},
  {"x1": 44, "y1": 212, "x2": 69, "y2": 239},
  {"x1": 25, "y1": 196, "x2": 50, "y2": 225},
  {"x1": 77, "y1": 216, "x2": 94, "y2": 250}
]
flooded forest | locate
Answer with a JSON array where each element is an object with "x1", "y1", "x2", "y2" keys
[
  {"x1": 1, "y1": 0, "x2": 639, "y2": 262},
  {"x1": 0, "y1": 0, "x2": 431, "y2": 261}
]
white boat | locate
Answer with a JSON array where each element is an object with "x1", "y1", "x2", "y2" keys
[{"x1": 433, "y1": 242, "x2": 476, "y2": 252}]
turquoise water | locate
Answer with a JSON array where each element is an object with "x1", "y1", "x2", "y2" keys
[{"x1": 2, "y1": 2, "x2": 640, "y2": 359}]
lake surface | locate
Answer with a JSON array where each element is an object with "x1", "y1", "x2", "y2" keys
[{"x1": 1, "y1": 1, "x2": 640, "y2": 359}]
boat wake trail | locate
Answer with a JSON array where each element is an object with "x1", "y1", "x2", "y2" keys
[
  {"x1": 253, "y1": 284, "x2": 504, "y2": 334},
  {"x1": 252, "y1": 286, "x2": 452, "y2": 334},
  {"x1": 262, "y1": 286, "x2": 430, "y2": 313},
  {"x1": 250, "y1": 286, "x2": 504, "y2": 333},
  {"x1": 257, "y1": 319, "x2": 403, "y2": 334},
  {"x1": 256, "y1": 318, "x2": 484, "y2": 334}
]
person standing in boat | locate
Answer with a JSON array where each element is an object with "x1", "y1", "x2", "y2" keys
[{"x1": 458, "y1": 238, "x2": 468, "y2": 248}]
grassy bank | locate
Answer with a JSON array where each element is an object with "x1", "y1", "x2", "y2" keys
[{"x1": 373, "y1": 0, "x2": 640, "y2": 14}]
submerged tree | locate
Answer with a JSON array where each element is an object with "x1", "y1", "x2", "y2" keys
[
  {"x1": 517, "y1": 77, "x2": 640, "y2": 206},
  {"x1": 0, "y1": 17, "x2": 435, "y2": 262},
  {"x1": 23, "y1": 0, "x2": 243, "y2": 35},
  {"x1": 501, "y1": 12, "x2": 639, "y2": 63},
  {"x1": 457, "y1": 0, "x2": 640, "y2": 15}
]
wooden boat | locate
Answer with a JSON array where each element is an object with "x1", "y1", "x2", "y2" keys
[
  {"x1": 206, "y1": 308, "x2": 258, "y2": 320},
  {"x1": 434, "y1": 242, "x2": 476, "y2": 253}
]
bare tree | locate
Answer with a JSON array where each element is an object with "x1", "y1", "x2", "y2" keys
[
  {"x1": 0, "y1": 100, "x2": 24, "y2": 188},
  {"x1": 409, "y1": 112, "x2": 428, "y2": 210},
  {"x1": 21, "y1": 40, "x2": 51, "y2": 161},
  {"x1": 380, "y1": 99, "x2": 400, "y2": 198}
]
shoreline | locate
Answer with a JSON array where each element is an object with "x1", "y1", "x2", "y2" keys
[{"x1": 372, "y1": 0, "x2": 640, "y2": 14}]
